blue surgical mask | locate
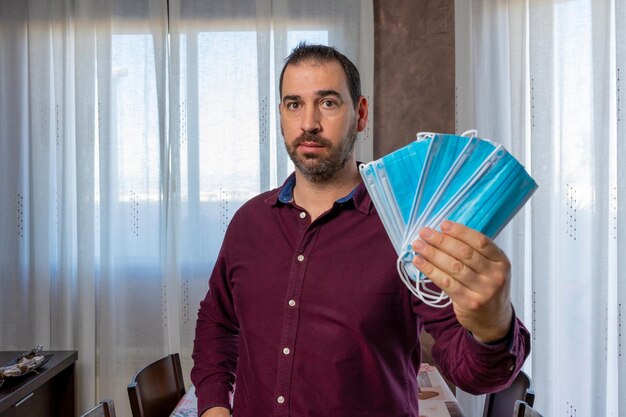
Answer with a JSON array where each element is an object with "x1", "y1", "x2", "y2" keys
[{"x1": 359, "y1": 131, "x2": 537, "y2": 308}]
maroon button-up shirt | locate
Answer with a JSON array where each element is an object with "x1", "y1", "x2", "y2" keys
[{"x1": 191, "y1": 173, "x2": 530, "y2": 417}]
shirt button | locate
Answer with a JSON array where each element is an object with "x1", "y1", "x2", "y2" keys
[
  {"x1": 277, "y1": 396, "x2": 285, "y2": 404},
  {"x1": 297, "y1": 254, "x2": 304, "y2": 262},
  {"x1": 283, "y1": 347, "x2": 290, "y2": 355},
  {"x1": 299, "y1": 212, "x2": 306, "y2": 218},
  {"x1": 288, "y1": 299, "x2": 296, "y2": 307}
]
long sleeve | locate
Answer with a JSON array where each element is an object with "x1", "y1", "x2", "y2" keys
[
  {"x1": 415, "y1": 299, "x2": 530, "y2": 395},
  {"x1": 191, "y1": 236, "x2": 239, "y2": 415}
]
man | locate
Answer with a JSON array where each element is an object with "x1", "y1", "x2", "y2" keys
[{"x1": 191, "y1": 43, "x2": 530, "y2": 417}]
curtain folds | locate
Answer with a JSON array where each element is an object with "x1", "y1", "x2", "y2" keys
[
  {"x1": 456, "y1": 0, "x2": 625, "y2": 416},
  {"x1": 0, "y1": 1, "x2": 374, "y2": 416},
  {"x1": 616, "y1": 1, "x2": 626, "y2": 414}
]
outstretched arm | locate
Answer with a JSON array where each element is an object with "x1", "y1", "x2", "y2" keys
[
  {"x1": 412, "y1": 220, "x2": 513, "y2": 343},
  {"x1": 411, "y1": 220, "x2": 530, "y2": 393}
]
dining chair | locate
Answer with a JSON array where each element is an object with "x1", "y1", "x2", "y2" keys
[
  {"x1": 80, "y1": 399, "x2": 116, "y2": 417},
  {"x1": 513, "y1": 400, "x2": 543, "y2": 417},
  {"x1": 482, "y1": 370, "x2": 534, "y2": 417},
  {"x1": 127, "y1": 353, "x2": 186, "y2": 417}
]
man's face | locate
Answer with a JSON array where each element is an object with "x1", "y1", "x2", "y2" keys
[{"x1": 279, "y1": 60, "x2": 367, "y2": 183}]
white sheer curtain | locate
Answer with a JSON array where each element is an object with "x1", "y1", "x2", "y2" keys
[
  {"x1": 0, "y1": 1, "x2": 374, "y2": 416},
  {"x1": 456, "y1": 0, "x2": 625, "y2": 416}
]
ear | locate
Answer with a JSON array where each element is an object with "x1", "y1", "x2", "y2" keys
[{"x1": 355, "y1": 96, "x2": 369, "y2": 132}]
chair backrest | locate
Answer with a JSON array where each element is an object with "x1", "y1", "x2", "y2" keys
[
  {"x1": 127, "y1": 353, "x2": 186, "y2": 417},
  {"x1": 513, "y1": 400, "x2": 543, "y2": 417},
  {"x1": 80, "y1": 400, "x2": 116, "y2": 417},
  {"x1": 482, "y1": 370, "x2": 534, "y2": 417}
]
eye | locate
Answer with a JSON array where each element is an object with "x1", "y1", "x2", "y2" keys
[
  {"x1": 321, "y1": 99, "x2": 337, "y2": 108},
  {"x1": 286, "y1": 102, "x2": 300, "y2": 110}
]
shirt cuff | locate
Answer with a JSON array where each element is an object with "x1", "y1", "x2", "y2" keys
[
  {"x1": 470, "y1": 306, "x2": 517, "y2": 349},
  {"x1": 195, "y1": 382, "x2": 233, "y2": 416}
]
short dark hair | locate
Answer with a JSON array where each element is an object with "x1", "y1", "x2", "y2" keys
[{"x1": 279, "y1": 43, "x2": 362, "y2": 109}]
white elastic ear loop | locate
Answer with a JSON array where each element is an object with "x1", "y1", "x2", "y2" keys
[
  {"x1": 416, "y1": 131, "x2": 436, "y2": 141},
  {"x1": 396, "y1": 257, "x2": 451, "y2": 308},
  {"x1": 460, "y1": 129, "x2": 478, "y2": 138}
]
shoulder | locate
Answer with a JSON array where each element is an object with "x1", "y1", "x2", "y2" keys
[
  {"x1": 235, "y1": 188, "x2": 280, "y2": 215},
  {"x1": 226, "y1": 187, "x2": 281, "y2": 231},
  {"x1": 219, "y1": 187, "x2": 284, "y2": 257}
]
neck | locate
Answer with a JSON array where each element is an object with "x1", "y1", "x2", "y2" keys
[{"x1": 293, "y1": 160, "x2": 361, "y2": 221}]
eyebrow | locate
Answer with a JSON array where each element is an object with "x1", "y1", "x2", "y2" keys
[
  {"x1": 282, "y1": 90, "x2": 344, "y2": 104},
  {"x1": 315, "y1": 89, "x2": 342, "y2": 99}
]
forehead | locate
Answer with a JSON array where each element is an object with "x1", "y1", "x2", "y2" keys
[{"x1": 281, "y1": 60, "x2": 349, "y2": 97}]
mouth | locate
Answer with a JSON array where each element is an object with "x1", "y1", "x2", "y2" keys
[
  {"x1": 300, "y1": 141, "x2": 324, "y2": 147},
  {"x1": 298, "y1": 141, "x2": 326, "y2": 153}
]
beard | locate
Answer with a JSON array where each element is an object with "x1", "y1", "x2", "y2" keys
[{"x1": 284, "y1": 119, "x2": 358, "y2": 183}]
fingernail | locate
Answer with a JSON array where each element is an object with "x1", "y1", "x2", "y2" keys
[
  {"x1": 420, "y1": 228, "x2": 433, "y2": 238},
  {"x1": 441, "y1": 220, "x2": 452, "y2": 232},
  {"x1": 413, "y1": 255, "x2": 425, "y2": 265},
  {"x1": 413, "y1": 240, "x2": 425, "y2": 252}
]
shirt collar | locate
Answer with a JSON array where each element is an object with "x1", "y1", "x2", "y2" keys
[{"x1": 265, "y1": 163, "x2": 372, "y2": 214}]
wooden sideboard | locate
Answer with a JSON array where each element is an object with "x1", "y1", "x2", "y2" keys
[{"x1": 0, "y1": 350, "x2": 78, "y2": 417}]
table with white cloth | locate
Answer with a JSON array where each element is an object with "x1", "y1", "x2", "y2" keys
[
  {"x1": 171, "y1": 363, "x2": 465, "y2": 417},
  {"x1": 416, "y1": 363, "x2": 466, "y2": 417}
]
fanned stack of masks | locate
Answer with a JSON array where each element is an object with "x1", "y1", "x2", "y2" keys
[{"x1": 359, "y1": 131, "x2": 538, "y2": 308}]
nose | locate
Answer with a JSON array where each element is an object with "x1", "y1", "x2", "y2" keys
[{"x1": 301, "y1": 105, "x2": 321, "y2": 134}]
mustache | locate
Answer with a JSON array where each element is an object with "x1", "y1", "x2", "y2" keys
[{"x1": 292, "y1": 132, "x2": 333, "y2": 148}]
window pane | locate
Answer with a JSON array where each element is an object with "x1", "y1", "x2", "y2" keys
[{"x1": 197, "y1": 31, "x2": 260, "y2": 203}]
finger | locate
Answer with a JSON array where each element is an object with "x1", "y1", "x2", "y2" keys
[
  {"x1": 412, "y1": 238, "x2": 480, "y2": 286},
  {"x1": 412, "y1": 251, "x2": 504, "y2": 314},
  {"x1": 412, "y1": 253, "x2": 478, "y2": 306},
  {"x1": 439, "y1": 220, "x2": 506, "y2": 262},
  {"x1": 415, "y1": 227, "x2": 489, "y2": 280}
]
